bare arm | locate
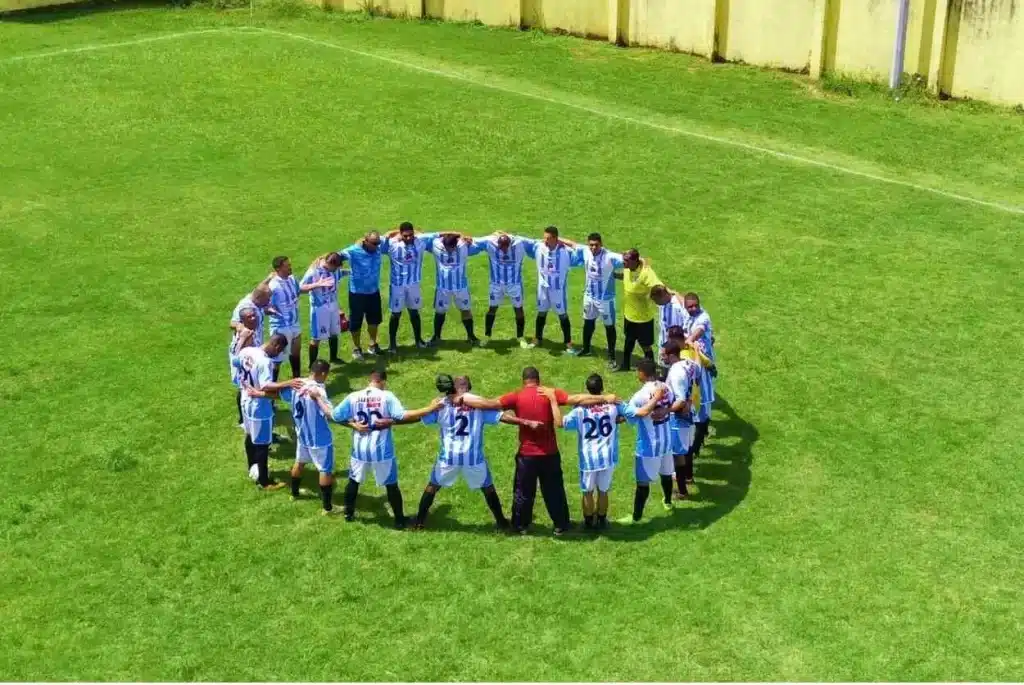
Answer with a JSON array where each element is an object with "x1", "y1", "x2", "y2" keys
[
  {"x1": 400, "y1": 398, "x2": 445, "y2": 423},
  {"x1": 458, "y1": 395, "x2": 504, "y2": 410},
  {"x1": 565, "y1": 393, "x2": 618, "y2": 407},
  {"x1": 541, "y1": 388, "x2": 563, "y2": 427},
  {"x1": 632, "y1": 386, "x2": 666, "y2": 418},
  {"x1": 499, "y1": 412, "x2": 542, "y2": 429}
]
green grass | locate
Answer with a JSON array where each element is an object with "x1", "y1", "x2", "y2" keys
[{"x1": 2, "y1": 4, "x2": 1024, "y2": 680}]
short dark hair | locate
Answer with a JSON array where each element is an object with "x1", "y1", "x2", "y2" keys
[
  {"x1": 544, "y1": 225, "x2": 559, "y2": 239},
  {"x1": 662, "y1": 340, "x2": 682, "y2": 359},
  {"x1": 325, "y1": 251, "x2": 343, "y2": 266},
  {"x1": 623, "y1": 248, "x2": 640, "y2": 262},
  {"x1": 587, "y1": 232, "x2": 602, "y2": 243},
  {"x1": 365, "y1": 231, "x2": 381, "y2": 244},
  {"x1": 522, "y1": 366, "x2": 540, "y2": 383},
  {"x1": 454, "y1": 375, "x2": 472, "y2": 392},
  {"x1": 637, "y1": 360, "x2": 657, "y2": 378},
  {"x1": 310, "y1": 360, "x2": 331, "y2": 374},
  {"x1": 650, "y1": 284, "x2": 669, "y2": 300},
  {"x1": 369, "y1": 369, "x2": 387, "y2": 383},
  {"x1": 435, "y1": 373, "x2": 455, "y2": 395},
  {"x1": 267, "y1": 333, "x2": 288, "y2": 348},
  {"x1": 399, "y1": 221, "x2": 414, "y2": 232},
  {"x1": 272, "y1": 255, "x2": 289, "y2": 270},
  {"x1": 585, "y1": 373, "x2": 604, "y2": 395},
  {"x1": 666, "y1": 325, "x2": 686, "y2": 341},
  {"x1": 684, "y1": 292, "x2": 700, "y2": 304},
  {"x1": 442, "y1": 234, "x2": 459, "y2": 249}
]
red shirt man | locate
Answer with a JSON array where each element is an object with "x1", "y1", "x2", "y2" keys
[{"x1": 499, "y1": 385, "x2": 569, "y2": 457}]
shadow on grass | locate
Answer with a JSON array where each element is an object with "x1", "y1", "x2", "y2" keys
[{"x1": 0, "y1": 0, "x2": 168, "y2": 23}]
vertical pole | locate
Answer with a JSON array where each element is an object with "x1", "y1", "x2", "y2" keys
[{"x1": 890, "y1": 0, "x2": 911, "y2": 89}]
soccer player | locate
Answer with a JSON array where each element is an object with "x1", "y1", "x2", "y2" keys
[
  {"x1": 650, "y1": 285, "x2": 687, "y2": 354},
  {"x1": 520, "y1": 226, "x2": 582, "y2": 351},
  {"x1": 266, "y1": 256, "x2": 302, "y2": 380},
  {"x1": 229, "y1": 306, "x2": 260, "y2": 428},
  {"x1": 230, "y1": 283, "x2": 271, "y2": 346},
  {"x1": 283, "y1": 360, "x2": 341, "y2": 515},
  {"x1": 553, "y1": 374, "x2": 660, "y2": 530},
  {"x1": 301, "y1": 252, "x2": 349, "y2": 368},
  {"x1": 571, "y1": 232, "x2": 623, "y2": 368},
  {"x1": 662, "y1": 339, "x2": 700, "y2": 498},
  {"x1": 236, "y1": 333, "x2": 304, "y2": 490},
  {"x1": 428, "y1": 233, "x2": 486, "y2": 346},
  {"x1": 411, "y1": 374, "x2": 541, "y2": 530},
  {"x1": 618, "y1": 360, "x2": 674, "y2": 524},
  {"x1": 331, "y1": 369, "x2": 442, "y2": 527},
  {"x1": 383, "y1": 221, "x2": 439, "y2": 353},
  {"x1": 477, "y1": 232, "x2": 530, "y2": 348},
  {"x1": 682, "y1": 292, "x2": 716, "y2": 473},
  {"x1": 616, "y1": 249, "x2": 661, "y2": 372},
  {"x1": 340, "y1": 231, "x2": 385, "y2": 360}
]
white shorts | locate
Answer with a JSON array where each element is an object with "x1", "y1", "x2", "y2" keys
[
  {"x1": 536, "y1": 286, "x2": 567, "y2": 316},
  {"x1": 579, "y1": 467, "x2": 614, "y2": 493},
  {"x1": 389, "y1": 284, "x2": 423, "y2": 313},
  {"x1": 296, "y1": 443, "x2": 335, "y2": 474},
  {"x1": 349, "y1": 457, "x2": 398, "y2": 486},
  {"x1": 434, "y1": 288, "x2": 471, "y2": 313},
  {"x1": 310, "y1": 304, "x2": 340, "y2": 342},
  {"x1": 634, "y1": 454, "x2": 674, "y2": 483},
  {"x1": 489, "y1": 283, "x2": 524, "y2": 308},
  {"x1": 243, "y1": 415, "x2": 273, "y2": 446},
  {"x1": 582, "y1": 296, "x2": 616, "y2": 325},
  {"x1": 269, "y1": 325, "x2": 300, "y2": 362},
  {"x1": 671, "y1": 418, "x2": 694, "y2": 456},
  {"x1": 429, "y1": 462, "x2": 493, "y2": 490}
]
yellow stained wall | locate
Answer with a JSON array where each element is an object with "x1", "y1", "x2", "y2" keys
[
  {"x1": 425, "y1": 0, "x2": 520, "y2": 25},
  {"x1": 522, "y1": 0, "x2": 609, "y2": 37},
  {"x1": 832, "y1": 0, "x2": 932, "y2": 78},
  {"x1": 724, "y1": 0, "x2": 818, "y2": 70},
  {"x1": 627, "y1": 0, "x2": 718, "y2": 56},
  {"x1": 948, "y1": 0, "x2": 1024, "y2": 105}
]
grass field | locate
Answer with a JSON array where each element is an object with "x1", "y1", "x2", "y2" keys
[{"x1": 2, "y1": 3, "x2": 1023, "y2": 680}]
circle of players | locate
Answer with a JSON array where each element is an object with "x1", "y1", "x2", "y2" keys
[{"x1": 228, "y1": 223, "x2": 716, "y2": 532}]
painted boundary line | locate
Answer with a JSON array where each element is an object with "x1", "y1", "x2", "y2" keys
[
  {"x1": 0, "y1": 28, "x2": 231, "y2": 64},
  {"x1": 3, "y1": 24, "x2": 1021, "y2": 217},
  {"x1": 251, "y1": 26, "x2": 1024, "y2": 218}
]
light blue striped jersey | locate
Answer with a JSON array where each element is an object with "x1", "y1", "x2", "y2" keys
[
  {"x1": 522, "y1": 239, "x2": 582, "y2": 290},
  {"x1": 385, "y1": 234, "x2": 437, "y2": 287},
  {"x1": 480, "y1": 236, "x2": 527, "y2": 286},
  {"x1": 666, "y1": 358, "x2": 699, "y2": 404},
  {"x1": 685, "y1": 309, "x2": 715, "y2": 362},
  {"x1": 268, "y1": 275, "x2": 300, "y2": 329},
  {"x1": 431, "y1": 238, "x2": 485, "y2": 291},
  {"x1": 228, "y1": 328, "x2": 257, "y2": 385},
  {"x1": 421, "y1": 397, "x2": 502, "y2": 467},
  {"x1": 577, "y1": 247, "x2": 623, "y2": 301},
  {"x1": 332, "y1": 387, "x2": 406, "y2": 462},
  {"x1": 659, "y1": 299, "x2": 688, "y2": 346},
  {"x1": 624, "y1": 381, "x2": 675, "y2": 458},
  {"x1": 231, "y1": 295, "x2": 265, "y2": 346},
  {"x1": 280, "y1": 381, "x2": 334, "y2": 448},
  {"x1": 235, "y1": 347, "x2": 275, "y2": 419},
  {"x1": 300, "y1": 262, "x2": 345, "y2": 309},
  {"x1": 340, "y1": 243, "x2": 383, "y2": 294},
  {"x1": 562, "y1": 402, "x2": 626, "y2": 472}
]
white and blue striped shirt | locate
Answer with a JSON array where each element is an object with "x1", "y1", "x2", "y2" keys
[
  {"x1": 522, "y1": 239, "x2": 581, "y2": 290},
  {"x1": 231, "y1": 295, "x2": 265, "y2": 346},
  {"x1": 332, "y1": 387, "x2": 406, "y2": 462},
  {"x1": 268, "y1": 275, "x2": 300, "y2": 330},
  {"x1": 300, "y1": 263, "x2": 345, "y2": 309},
  {"x1": 281, "y1": 381, "x2": 334, "y2": 448},
  {"x1": 666, "y1": 358, "x2": 699, "y2": 405},
  {"x1": 685, "y1": 309, "x2": 715, "y2": 362},
  {"x1": 431, "y1": 238, "x2": 485, "y2": 291},
  {"x1": 228, "y1": 328, "x2": 256, "y2": 386},
  {"x1": 386, "y1": 234, "x2": 437, "y2": 287},
  {"x1": 481, "y1": 236, "x2": 527, "y2": 286},
  {"x1": 659, "y1": 299, "x2": 688, "y2": 347},
  {"x1": 562, "y1": 402, "x2": 625, "y2": 472},
  {"x1": 624, "y1": 381, "x2": 674, "y2": 458},
  {"x1": 421, "y1": 398, "x2": 502, "y2": 467},
  {"x1": 577, "y1": 247, "x2": 623, "y2": 301},
  {"x1": 235, "y1": 347, "x2": 275, "y2": 419}
]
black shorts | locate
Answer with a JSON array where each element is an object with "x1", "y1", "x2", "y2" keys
[
  {"x1": 624, "y1": 318, "x2": 655, "y2": 348},
  {"x1": 348, "y1": 291, "x2": 382, "y2": 330}
]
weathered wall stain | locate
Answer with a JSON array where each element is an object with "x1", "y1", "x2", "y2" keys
[{"x1": 959, "y1": 0, "x2": 1018, "y2": 38}]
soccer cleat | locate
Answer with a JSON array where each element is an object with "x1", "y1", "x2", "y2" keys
[
  {"x1": 607, "y1": 359, "x2": 620, "y2": 371},
  {"x1": 322, "y1": 507, "x2": 345, "y2": 517},
  {"x1": 415, "y1": 339, "x2": 429, "y2": 349},
  {"x1": 479, "y1": 337, "x2": 490, "y2": 347},
  {"x1": 352, "y1": 347, "x2": 364, "y2": 361},
  {"x1": 262, "y1": 481, "x2": 287, "y2": 492},
  {"x1": 387, "y1": 346, "x2": 399, "y2": 356},
  {"x1": 662, "y1": 500, "x2": 674, "y2": 512},
  {"x1": 328, "y1": 357, "x2": 345, "y2": 366},
  {"x1": 467, "y1": 336, "x2": 481, "y2": 347},
  {"x1": 525, "y1": 339, "x2": 538, "y2": 349},
  {"x1": 674, "y1": 490, "x2": 690, "y2": 501},
  {"x1": 616, "y1": 515, "x2": 641, "y2": 525},
  {"x1": 343, "y1": 512, "x2": 355, "y2": 522},
  {"x1": 553, "y1": 527, "x2": 569, "y2": 537},
  {"x1": 565, "y1": 346, "x2": 581, "y2": 356},
  {"x1": 425, "y1": 337, "x2": 439, "y2": 348},
  {"x1": 494, "y1": 518, "x2": 511, "y2": 532},
  {"x1": 519, "y1": 338, "x2": 531, "y2": 349},
  {"x1": 291, "y1": 488, "x2": 314, "y2": 500},
  {"x1": 597, "y1": 518, "x2": 610, "y2": 531},
  {"x1": 393, "y1": 515, "x2": 409, "y2": 530},
  {"x1": 367, "y1": 344, "x2": 381, "y2": 356}
]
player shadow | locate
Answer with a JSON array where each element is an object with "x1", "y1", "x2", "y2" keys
[
  {"x1": 0, "y1": 0, "x2": 167, "y2": 23},
  {"x1": 594, "y1": 393, "x2": 756, "y2": 543}
]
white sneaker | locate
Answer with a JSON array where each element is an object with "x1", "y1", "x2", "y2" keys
[
  {"x1": 479, "y1": 337, "x2": 491, "y2": 347},
  {"x1": 352, "y1": 347, "x2": 364, "y2": 361}
]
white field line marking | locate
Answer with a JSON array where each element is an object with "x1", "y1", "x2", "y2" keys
[
  {"x1": 252, "y1": 27, "x2": 1024, "y2": 217},
  {"x1": 0, "y1": 28, "x2": 231, "y2": 65}
]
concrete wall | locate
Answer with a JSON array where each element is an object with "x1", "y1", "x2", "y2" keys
[
  {"x1": 627, "y1": 0, "x2": 718, "y2": 56},
  {"x1": 423, "y1": 0, "x2": 519, "y2": 25},
  {"x1": 832, "y1": 0, "x2": 933, "y2": 78},
  {"x1": 724, "y1": 0, "x2": 819, "y2": 71},
  {"x1": 946, "y1": 0, "x2": 1024, "y2": 104},
  {"x1": 522, "y1": 0, "x2": 610, "y2": 37}
]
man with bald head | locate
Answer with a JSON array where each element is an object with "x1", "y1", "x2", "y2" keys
[
  {"x1": 340, "y1": 231, "x2": 385, "y2": 361},
  {"x1": 476, "y1": 231, "x2": 530, "y2": 348}
]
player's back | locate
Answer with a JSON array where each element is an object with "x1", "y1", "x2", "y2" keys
[
  {"x1": 628, "y1": 381, "x2": 674, "y2": 458},
  {"x1": 343, "y1": 387, "x2": 401, "y2": 462},
  {"x1": 290, "y1": 381, "x2": 333, "y2": 448},
  {"x1": 565, "y1": 402, "x2": 623, "y2": 471},
  {"x1": 236, "y1": 347, "x2": 274, "y2": 418},
  {"x1": 428, "y1": 398, "x2": 499, "y2": 467},
  {"x1": 431, "y1": 241, "x2": 470, "y2": 290},
  {"x1": 386, "y1": 236, "x2": 430, "y2": 286},
  {"x1": 485, "y1": 239, "x2": 525, "y2": 285}
]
